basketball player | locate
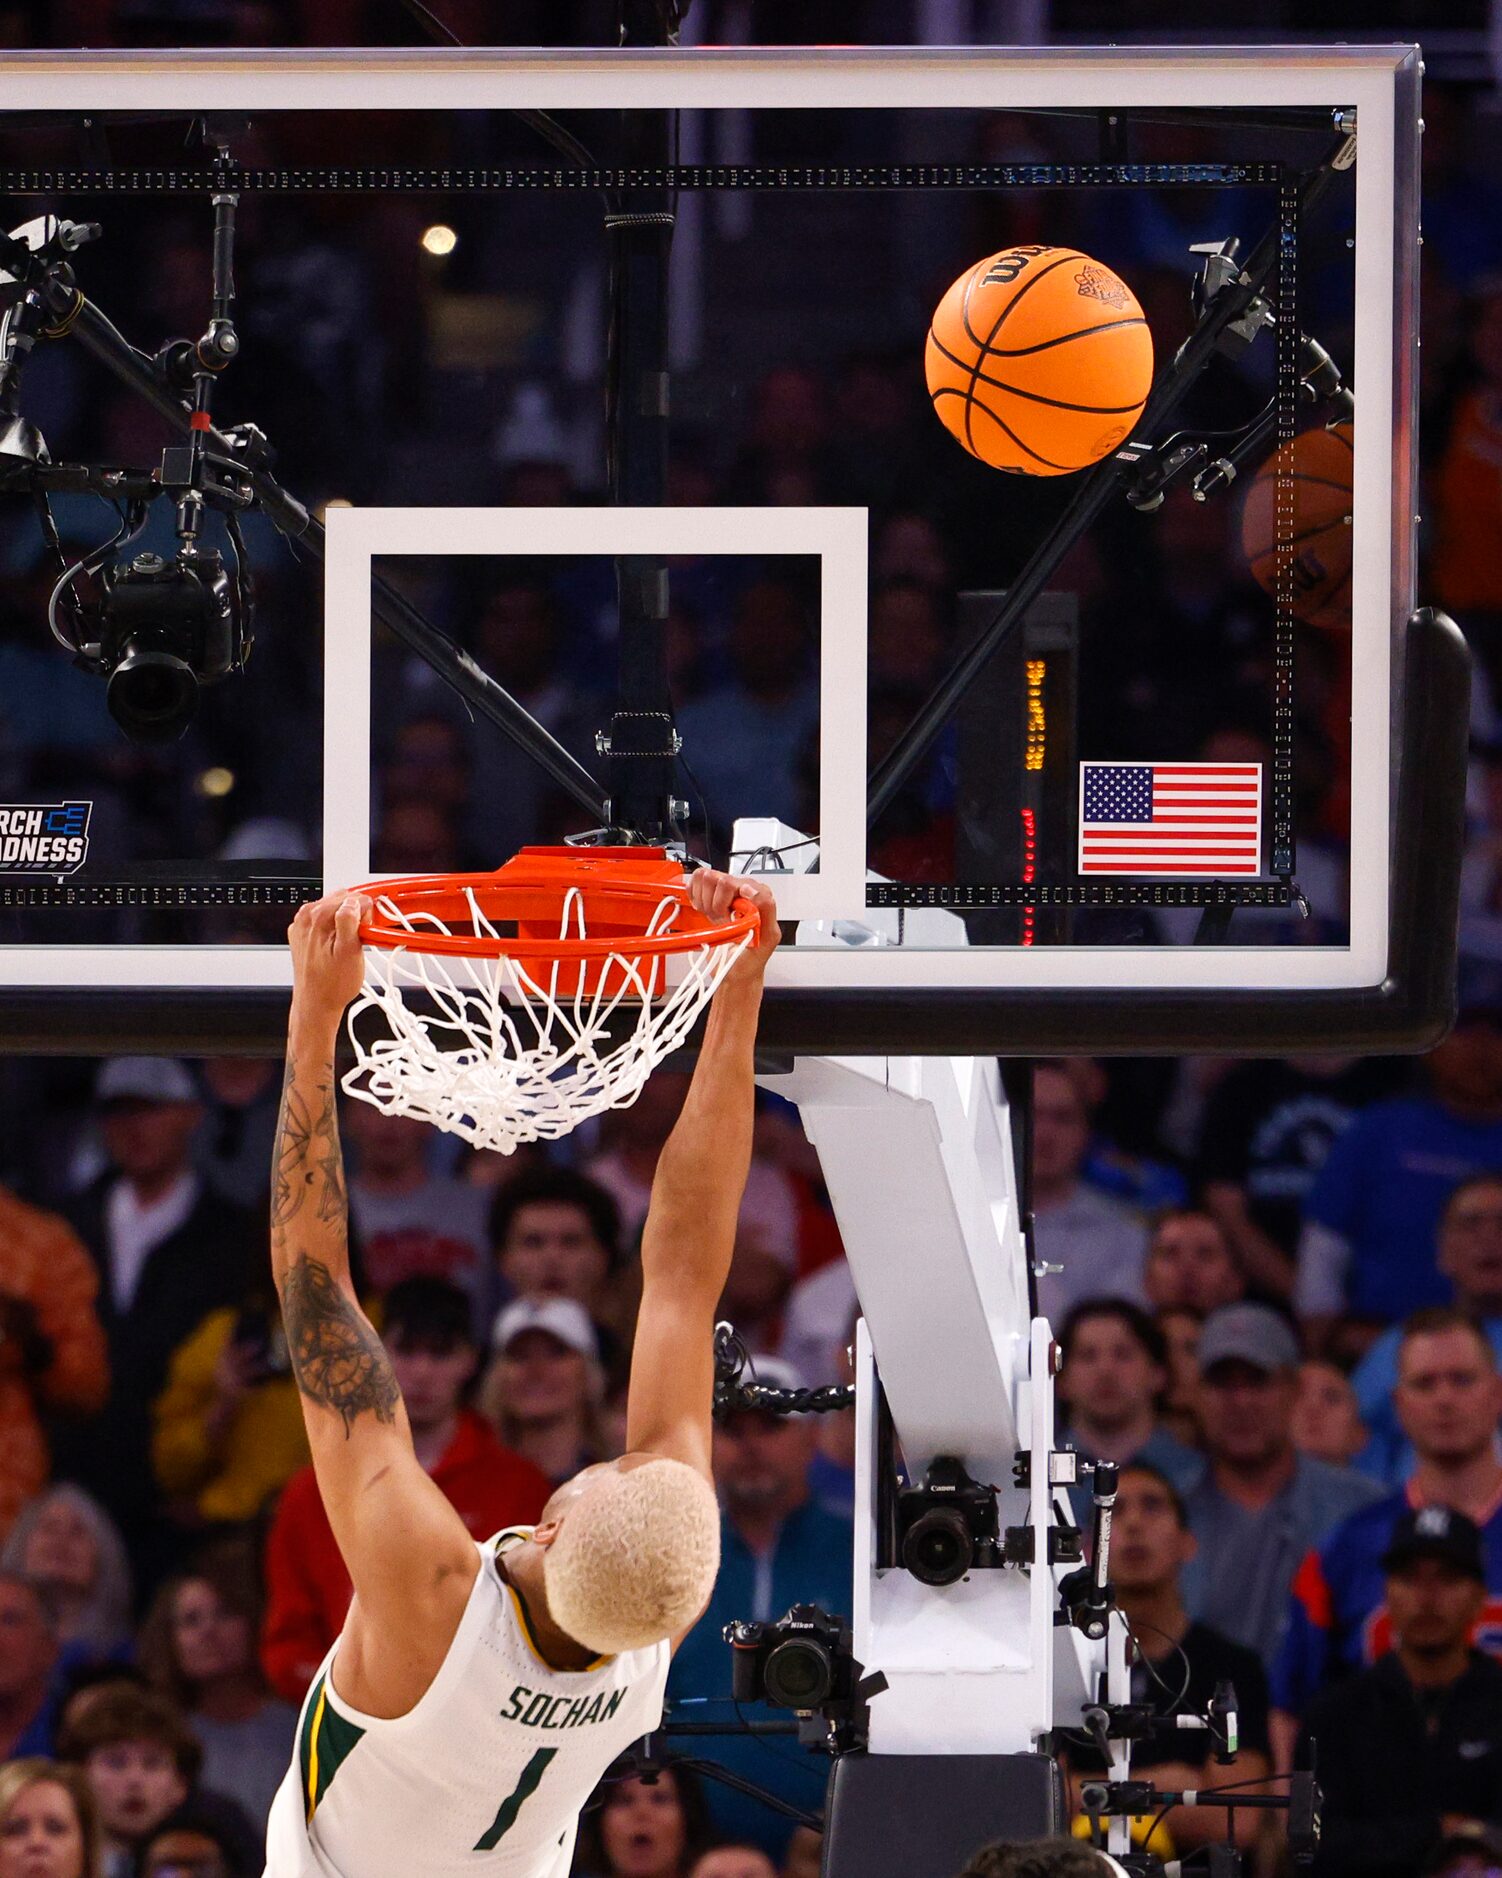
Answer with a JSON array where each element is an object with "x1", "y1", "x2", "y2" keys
[{"x1": 263, "y1": 869, "x2": 780, "y2": 1877}]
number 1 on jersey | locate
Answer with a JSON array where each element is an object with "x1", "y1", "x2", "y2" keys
[{"x1": 475, "y1": 1747, "x2": 558, "y2": 1851}]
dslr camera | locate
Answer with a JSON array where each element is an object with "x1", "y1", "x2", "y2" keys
[
  {"x1": 897, "y1": 1456, "x2": 1001, "y2": 1586},
  {"x1": 96, "y1": 548, "x2": 239, "y2": 742},
  {"x1": 727, "y1": 1604, "x2": 856, "y2": 1713}
]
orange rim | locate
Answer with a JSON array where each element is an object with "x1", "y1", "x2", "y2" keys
[{"x1": 351, "y1": 848, "x2": 759, "y2": 963}]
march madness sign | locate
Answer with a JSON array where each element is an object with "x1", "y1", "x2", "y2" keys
[{"x1": 0, "y1": 801, "x2": 92, "y2": 874}]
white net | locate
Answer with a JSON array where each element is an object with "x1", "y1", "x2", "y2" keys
[{"x1": 341, "y1": 882, "x2": 752, "y2": 1152}]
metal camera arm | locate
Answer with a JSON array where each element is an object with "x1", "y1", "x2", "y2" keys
[{"x1": 0, "y1": 193, "x2": 607, "y2": 816}]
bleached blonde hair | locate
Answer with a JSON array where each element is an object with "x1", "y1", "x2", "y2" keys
[{"x1": 543, "y1": 1458, "x2": 720, "y2": 1655}]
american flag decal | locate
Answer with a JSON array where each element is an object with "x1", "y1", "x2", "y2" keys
[{"x1": 1078, "y1": 762, "x2": 1263, "y2": 876}]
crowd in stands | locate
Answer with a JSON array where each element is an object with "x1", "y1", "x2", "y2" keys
[{"x1": 2, "y1": 1040, "x2": 1502, "y2": 1872}]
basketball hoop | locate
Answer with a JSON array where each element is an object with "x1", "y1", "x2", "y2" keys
[{"x1": 341, "y1": 847, "x2": 758, "y2": 1152}]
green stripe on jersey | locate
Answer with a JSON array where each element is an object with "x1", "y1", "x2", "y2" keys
[{"x1": 298, "y1": 1673, "x2": 367, "y2": 1821}]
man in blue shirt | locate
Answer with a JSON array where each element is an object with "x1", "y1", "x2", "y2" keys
[
  {"x1": 1294, "y1": 1009, "x2": 1502, "y2": 1334},
  {"x1": 1272, "y1": 1308, "x2": 1502, "y2": 1754},
  {"x1": 667, "y1": 1357, "x2": 853, "y2": 1861},
  {"x1": 1350, "y1": 1176, "x2": 1502, "y2": 1482}
]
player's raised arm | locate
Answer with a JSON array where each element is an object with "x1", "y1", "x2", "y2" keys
[
  {"x1": 625, "y1": 871, "x2": 780, "y2": 1480},
  {"x1": 273, "y1": 896, "x2": 476, "y2": 1649}
]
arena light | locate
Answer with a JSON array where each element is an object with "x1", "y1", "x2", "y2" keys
[{"x1": 421, "y1": 223, "x2": 457, "y2": 256}]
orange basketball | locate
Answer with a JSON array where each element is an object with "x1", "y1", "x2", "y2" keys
[
  {"x1": 1240, "y1": 423, "x2": 1353, "y2": 630},
  {"x1": 924, "y1": 245, "x2": 1154, "y2": 476}
]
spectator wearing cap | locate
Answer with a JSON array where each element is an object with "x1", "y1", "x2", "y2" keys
[
  {"x1": 1273, "y1": 1308, "x2": 1502, "y2": 1751},
  {"x1": 1297, "y1": 1507, "x2": 1502, "y2": 1878},
  {"x1": 477, "y1": 1297, "x2": 612, "y2": 1486},
  {"x1": 1295, "y1": 1007, "x2": 1502, "y2": 1341},
  {"x1": 1180, "y1": 1304, "x2": 1385, "y2": 1666},
  {"x1": 1348, "y1": 1175, "x2": 1502, "y2": 1484},
  {"x1": 54, "y1": 1061, "x2": 258, "y2": 1586},
  {"x1": 667, "y1": 1356, "x2": 853, "y2": 1860},
  {"x1": 0, "y1": 1180, "x2": 108, "y2": 1539},
  {"x1": 259, "y1": 1278, "x2": 550, "y2": 1705},
  {"x1": 1056, "y1": 1302, "x2": 1201, "y2": 1526},
  {"x1": 1060, "y1": 1463, "x2": 1270, "y2": 1857}
]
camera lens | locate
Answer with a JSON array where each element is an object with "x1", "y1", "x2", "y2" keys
[
  {"x1": 901, "y1": 1506, "x2": 974, "y2": 1586},
  {"x1": 107, "y1": 646, "x2": 200, "y2": 743},
  {"x1": 762, "y1": 1637, "x2": 834, "y2": 1710}
]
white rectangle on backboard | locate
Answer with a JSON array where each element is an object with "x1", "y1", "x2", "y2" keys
[{"x1": 322, "y1": 506, "x2": 869, "y2": 927}]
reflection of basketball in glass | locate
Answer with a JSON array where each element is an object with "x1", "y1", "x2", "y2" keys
[
  {"x1": 1240, "y1": 423, "x2": 1353, "y2": 629},
  {"x1": 924, "y1": 245, "x2": 1154, "y2": 476}
]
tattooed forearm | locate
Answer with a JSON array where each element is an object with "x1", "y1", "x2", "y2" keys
[
  {"x1": 272, "y1": 1058, "x2": 348, "y2": 1235},
  {"x1": 279, "y1": 1254, "x2": 400, "y2": 1434}
]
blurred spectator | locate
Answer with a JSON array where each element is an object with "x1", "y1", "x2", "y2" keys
[
  {"x1": 1061, "y1": 1463, "x2": 1269, "y2": 1855},
  {"x1": 1349, "y1": 1175, "x2": 1502, "y2": 1483},
  {"x1": 0, "y1": 1489, "x2": 132, "y2": 1669},
  {"x1": 191, "y1": 1061, "x2": 282, "y2": 1211},
  {"x1": 0, "y1": 1575, "x2": 62, "y2": 1758},
  {"x1": 1181, "y1": 1304, "x2": 1384, "y2": 1665},
  {"x1": 56, "y1": 1684, "x2": 259, "y2": 1878},
  {"x1": 689, "y1": 1849, "x2": 778, "y2": 1878},
  {"x1": 1431, "y1": 284, "x2": 1502, "y2": 618},
  {"x1": 137, "y1": 1545, "x2": 296, "y2": 1833},
  {"x1": 150, "y1": 1283, "x2": 307, "y2": 1532},
  {"x1": 752, "y1": 1096, "x2": 844, "y2": 1281},
  {"x1": 486, "y1": 1166, "x2": 622, "y2": 1369},
  {"x1": 1154, "y1": 1306, "x2": 1204, "y2": 1448},
  {"x1": 868, "y1": 578, "x2": 948, "y2": 695},
  {"x1": 0, "y1": 1759, "x2": 101, "y2": 1878},
  {"x1": 584, "y1": 1074, "x2": 800, "y2": 1353},
  {"x1": 1295, "y1": 1011, "x2": 1502, "y2": 1338},
  {"x1": 1273, "y1": 1309, "x2": 1502, "y2": 1739},
  {"x1": 1196, "y1": 1054, "x2": 1403, "y2": 1300},
  {"x1": 140, "y1": 1804, "x2": 247, "y2": 1878},
  {"x1": 574, "y1": 1763, "x2": 713, "y2": 1878},
  {"x1": 53, "y1": 1061, "x2": 257, "y2": 1584},
  {"x1": 1057, "y1": 1302, "x2": 1200, "y2": 1524},
  {"x1": 369, "y1": 798, "x2": 464, "y2": 875},
  {"x1": 488, "y1": 1168, "x2": 620, "y2": 1307},
  {"x1": 343, "y1": 1103, "x2": 490, "y2": 1330},
  {"x1": 0, "y1": 1185, "x2": 109, "y2": 1537},
  {"x1": 1030, "y1": 1063, "x2": 1149, "y2": 1320},
  {"x1": 955, "y1": 1843, "x2": 1118, "y2": 1878},
  {"x1": 668, "y1": 1365, "x2": 852, "y2": 1859},
  {"x1": 261, "y1": 1278, "x2": 549, "y2": 1703},
  {"x1": 1423, "y1": 1823, "x2": 1502, "y2": 1878},
  {"x1": 1291, "y1": 1361, "x2": 1370, "y2": 1472},
  {"x1": 1297, "y1": 1508, "x2": 1502, "y2": 1878},
  {"x1": 477, "y1": 1298, "x2": 611, "y2": 1487},
  {"x1": 871, "y1": 511, "x2": 953, "y2": 591},
  {"x1": 1142, "y1": 1209, "x2": 1246, "y2": 1317},
  {"x1": 777, "y1": 1254, "x2": 856, "y2": 1389},
  {"x1": 781, "y1": 1829, "x2": 823, "y2": 1878},
  {"x1": 673, "y1": 580, "x2": 820, "y2": 834},
  {"x1": 725, "y1": 366, "x2": 837, "y2": 507}
]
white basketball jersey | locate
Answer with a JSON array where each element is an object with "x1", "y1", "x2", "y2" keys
[{"x1": 264, "y1": 1528, "x2": 670, "y2": 1878}]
